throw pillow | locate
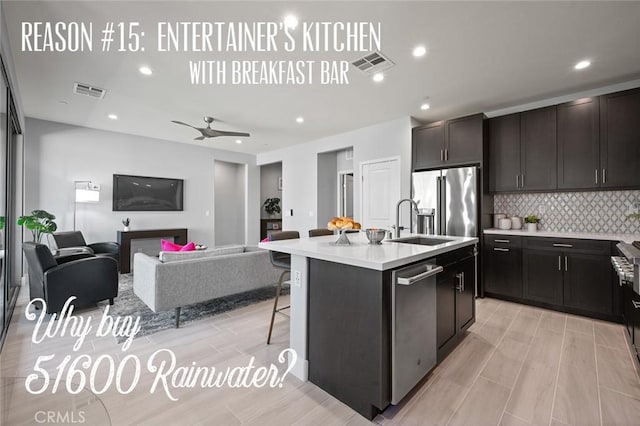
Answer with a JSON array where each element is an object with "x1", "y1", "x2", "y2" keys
[
  {"x1": 161, "y1": 239, "x2": 183, "y2": 252},
  {"x1": 180, "y1": 242, "x2": 196, "y2": 252}
]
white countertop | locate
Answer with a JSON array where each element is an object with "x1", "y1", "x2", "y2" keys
[
  {"x1": 258, "y1": 233, "x2": 478, "y2": 271},
  {"x1": 484, "y1": 228, "x2": 640, "y2": 243}
]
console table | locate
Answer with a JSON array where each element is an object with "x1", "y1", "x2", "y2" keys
[{"x1": 117, "y1": 228, "x2": 188, "y2": 273}]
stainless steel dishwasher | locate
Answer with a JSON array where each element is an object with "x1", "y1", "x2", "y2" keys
[{"x1": 391, "y1": 261, "x2": 443, "y2": 404}]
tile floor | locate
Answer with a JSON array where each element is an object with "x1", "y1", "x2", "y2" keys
[{"x1": 1, "y1": 289, "x2": 640, "y2": 425}]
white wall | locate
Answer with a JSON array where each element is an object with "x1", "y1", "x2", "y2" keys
[
  {"x1": 257, "y1": 117, "x2": 413, "y2": 234},
  {"x1": 24, "y1": 118, "x2": 260, "y2": 246},
  {"x1": 214, "y1": 160, "x2": 246, "y2": 246},
  {"x1": 317, "y1": 151, "x2": 337, "y2": 227}
]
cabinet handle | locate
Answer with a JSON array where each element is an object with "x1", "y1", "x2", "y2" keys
[
  {"x1": 558, "y1": 255, "x2": 562, "y2": 271},
  {"x1": 493, "y1": 247, "x2": 510, "y2": 252},
  {"x1": 494, "y1": 239, "x2": 510, "y2": 243},
  {"x1": 602, "y1": 168, "x2": 606, "y2": 184},
  {"x1": 632, "y1": 300, "x2": 640, "y2": 309},
  {"x1": 553, "y1": 243, "x2": 573, "y2": 248},
  {"x1": 455, "y1": 272, "x2": 463, "y2": 293},
  {"x1": 440, "y1": 149, "x2": 444, "y2": 161},
  {"x1": 521, "y1": 174, "x2": 525, "y2": 188},
  {"x1": 516, "y1": 175, "x2": 519, "y2": 188},
  {"x1": 565, "y1": 255, "x2": 568, "y2": 271},
  {"x1": 445, "y1": 149, "x2": 448, "y2": 161},
  {"x1": 595, "y1": 169, "x2": 598, "y2": 185},
  {"x1": 461, "y1": 272, "x2": 465, "y2": 293}
]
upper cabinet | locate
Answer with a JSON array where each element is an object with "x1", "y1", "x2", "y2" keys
[
  {"x1": 489, "y1": 113, "x2": 520, "y2": 192},
  {"x1": 488, "y1": 107, "x2": 557, "y2": 192},
  {"x1": 557, "y1": 97, "x2": 600, "y2": 189},
  {"x1": 489, "y1": 87, "x2": 640, "y2": 193},
  {"x1": 412, "y1": 114, "x2": 484, "y2": 170},
  {"x1": 520, "y1": 106, "x2": 557, "y2": 191},
  {"x1": 446, "y1": 114, "x2": 484, "y2": 165},
  {"x1": 412, "y1": 121, "x2": 445, "y2": 170},
  {"x1": 600, "y1": 88, "x2": 640, "y2": 189}
]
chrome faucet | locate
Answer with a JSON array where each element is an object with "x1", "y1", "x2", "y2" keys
[{"x1": 395, "y1": 199, "x2": 419, "y2": 238}]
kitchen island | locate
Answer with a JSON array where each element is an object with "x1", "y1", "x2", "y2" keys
[{"x1": 259, "y1": 232, "x2": 478, "y2": 419}]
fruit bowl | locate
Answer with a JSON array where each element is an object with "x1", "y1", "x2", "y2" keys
[{"x1": 365, "y1": 228, "x2": 386, "y2": 244}]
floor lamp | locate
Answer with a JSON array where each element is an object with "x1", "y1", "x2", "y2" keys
[{"x1": 74, "y1": 181, "x2": 100, "y2": 231}]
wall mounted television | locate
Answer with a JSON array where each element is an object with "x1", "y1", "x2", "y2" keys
[{"x1": 113, "y1": 174, "x2": 184, "y2": 211}]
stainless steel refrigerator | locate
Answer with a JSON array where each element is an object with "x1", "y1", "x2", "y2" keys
[{"x1": 412, "y1": 167, "x2": 478, "y2": 237}]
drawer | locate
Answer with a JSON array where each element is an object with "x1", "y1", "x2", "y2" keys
[
  {"x1": 484, "y1": 235, "x2": 522, "y2": 249},
  {"x1": 523, "y1": 237, "x2": 612, "y2": 255}
]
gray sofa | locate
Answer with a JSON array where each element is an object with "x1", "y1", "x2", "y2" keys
[{"x1": 133, "y1": 246, "x2": 282, "y2": 327}]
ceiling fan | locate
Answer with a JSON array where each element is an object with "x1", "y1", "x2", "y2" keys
[{"x1": 171, "y1": 116, "x2": 250, "y2": 140}]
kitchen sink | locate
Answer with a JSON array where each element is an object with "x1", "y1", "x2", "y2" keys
[{"x1": 391, "y1": 237, "x2": 454, "y2": 246}]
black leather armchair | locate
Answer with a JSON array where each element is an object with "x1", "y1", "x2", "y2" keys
[
  {"x1": 53, "y1": 231, "x2": 120, "y2": 268},
  {"x1": 23, "y1": 242, "x2": 118, "y2": 314}
]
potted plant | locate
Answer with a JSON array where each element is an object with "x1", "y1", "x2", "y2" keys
[
  {"x1": 122, "y1": 218, "x2": 131, "y2": 231},
  {"x1": 17, "y1": 209, "x2": 58, "y2": 243},
  {"x1": 263, "y1": 198, "x2": 281, "y2": 218},
  {"x1": 524, "y1": 214, "x2": 540, "y2": 232}
]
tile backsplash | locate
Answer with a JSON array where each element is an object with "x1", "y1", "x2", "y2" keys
[{"x1": 493, "y1": 190, "x2": 640, "y2": 234}]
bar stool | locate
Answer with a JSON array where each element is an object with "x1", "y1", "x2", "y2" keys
[
  {"x1": 308, "y1": 228, "x2": 334, "y2": 237},
  {"x1": 267, "y1": 231, "x2": 300, "y2": 344}
]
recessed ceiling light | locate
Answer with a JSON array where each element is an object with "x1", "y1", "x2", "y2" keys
[
  {"x1": 235, "y1": 139, "x2": 242, "y2": 144},
  {"x1": 108, "y1": 114, "x2": 118, "y2": 120},
  {"x1": 420, "y1": 103, "x2": 430, "y2": 111},
  {"x1": 574, "y1": 60, "x2": 591, "y2": 70},
  {"x1": 413, "y1": 45, "x2": 427, "y2": 58},
  {"x1": 296, "y1": 116, "x2": 304, "y2": 124},
  {"x1": 284, "y1": 14, "x2": 299, "y2": 29},
  {"x1": 372, "y1": 73, "x2": 385, "y2": 82},
  {"x1": 139, "y1": 65, "x2": 153, "y2": 76}
]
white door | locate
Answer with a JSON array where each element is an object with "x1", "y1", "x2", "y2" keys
[{"x1": 361, "y1": 159, "x2": 401, "y2": 229}]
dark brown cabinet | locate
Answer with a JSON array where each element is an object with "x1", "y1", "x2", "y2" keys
[
  {"x1": 600, "y1": 88, "x2": 640, "y2": 189},
  {"x1": 520, "y1": 106, "x2": 557, "y2": 191},
  {"x1": 436, "y1": 265, "x2": 457, "y2": 353},
  {"x1": 485, "y1": 235, "x2": 616, "y2": 321},
  {"x1": 622, "y1": 282, "x2": 640, "y2": 364},
  {"x1": 488, "y1": 114, "x2": 520, "y2": 192},
  {"x1": 484, "y1": 236, "x2": 522, "y2": 299},
  {"x1": 557, "y1": 97, "x2": 600, "y2": 189},
  {"x1": 436, "y1": 246, "x2": 476, "y2": 361},
  {"x1": 563, "y1": 252, "x2": 612, "y2": 315},
  {"x1": 446, "y1": 114, "x2": 484, "y2": 166},
  {"x1": 488, "y1": 106, "x2": 557, "y2": 192},
  {"x1": 412, "y1": 121, "x2": 445, "y2": 170},
  {"x1": 413, "y1": 114, "x2": 484, "y2": 170},
  {"x1": 456, "y1": 255, "x2": 476, "y2": 332},
  {"x1": 523, "y1": 248, "x2": 564, "y2": 305},
  {"x1": 489, "y1": 88, "x2": 640, "y2": 193}
]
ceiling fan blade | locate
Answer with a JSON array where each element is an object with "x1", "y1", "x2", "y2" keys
[
  {"x1": 193, "y1": 136, "x2": 206, "y2": 141},
  {"x1": 171, "y1": 120, "x2": 200, "y2": 130},
  {"x1": 211, "y1": 130, "x2": 251, "y2": 138}
]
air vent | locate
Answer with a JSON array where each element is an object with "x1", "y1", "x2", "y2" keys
[
  {"x1": 351, "y1": 51, "x2": 395, "y2": 75},
  {"x1": 73, "y1": 82, "x2": 106, "y2": 99}
]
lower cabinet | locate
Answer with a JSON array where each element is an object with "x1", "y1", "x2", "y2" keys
[
  {"x1": 437, "y1": 247, "x2": 476, "y2": 361},
  {"x1": 622, "y1": 283, "x2": 640, "y2": 364},
  {"x1": 484, "y1": 235, "x2": 617, "y2": 321},
  {"x1": 484, "y1": 236, "x2": 523, "y2": 298},
  {"x1": 523, "y1": 249, "x2": 564, "y2": 305},
  {"x1": 563, "y1": 253, "x2": 613, "y2": 315}
]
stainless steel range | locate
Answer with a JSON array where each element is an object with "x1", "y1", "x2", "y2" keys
[{"x1": 614, "y1": 242, "x2": 640, "y2": 294}]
